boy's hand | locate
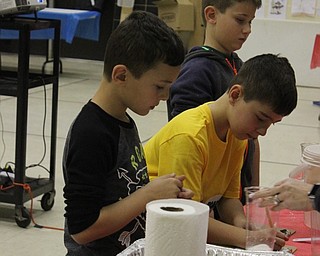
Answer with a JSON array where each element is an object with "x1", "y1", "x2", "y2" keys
[
  {"x1": 146, "y1": 173, "x2": 193, "y2": 201},
  {"x1": 178, "y1": 187, "x2": 194, "y2": 199},
  {"x1": 274, "y1": 229, "x2": 288, "y2": 251},
  {"x1": 175, "y1": 175, "x2": 194, "y2": 199},
  {"x1": 247, "y1": 229, "x2": 287, "y2": 251}
]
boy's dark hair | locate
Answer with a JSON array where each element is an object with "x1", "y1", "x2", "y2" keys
[
  {"x1": 201, "y1": 0, "x2": 262, "y2": 26},
  {"x1": 230, "y1": 53, "x2": 297, "y2": 116},
  {"x1": 103, "y1": 11, "x2": 185, "y2": 81}
]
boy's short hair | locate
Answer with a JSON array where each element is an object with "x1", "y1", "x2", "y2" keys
[
  {"x1": 229, "y1": 53, "x2": 297, "y2": 116},
  {"x1": 201, "y1": 0, "x2": 262, "y2": 26},
  {"x1": 103, "y1": 11, "x2": 185, "y2": 81}
]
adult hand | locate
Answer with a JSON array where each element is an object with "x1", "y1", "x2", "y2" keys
[{"x1": 251, "y1": 178, "x2": 314, "y2": 211}]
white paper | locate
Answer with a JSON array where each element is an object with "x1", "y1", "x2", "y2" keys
[
  {"x1": 41, "y1": 8, "x2": 91, "y2": 14},
  {"x1": 291, "y1": 0, "x2": 316, "y2": 16},
  {"x1": 145, "y1": 199, "x2": 209, "y2": 256}
]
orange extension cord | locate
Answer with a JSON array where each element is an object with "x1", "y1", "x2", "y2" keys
[{"x1": 0, "y1": 182, "x2": 64, "y2": 231}]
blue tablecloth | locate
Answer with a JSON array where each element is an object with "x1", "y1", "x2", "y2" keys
[{"x1": 0, "y1": 8, "x2": 101, "y2": 43}]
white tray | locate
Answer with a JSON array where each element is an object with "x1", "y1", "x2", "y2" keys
[{"x1": 117, "y1": 239, "x2": 294, "y2": 256}]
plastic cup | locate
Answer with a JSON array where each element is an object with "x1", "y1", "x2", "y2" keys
[
  {"x1": 245, "y1": 186, "x2": 279, "y2": 251},
  {"x1": 302, "y1": 144, "x2": 320, "y2": 229}
]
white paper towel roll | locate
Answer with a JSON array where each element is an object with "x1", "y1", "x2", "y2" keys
[{"x1": 144, "y1": 199, "x2": 209, "y2": 256}]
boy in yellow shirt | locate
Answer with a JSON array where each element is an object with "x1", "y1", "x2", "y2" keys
[
  {"x1": 145, "y1": 54, "x2": 297, "y2": 250},
  {"x1": 168, "y1": 0, "x2": 263, "y2": 205}
]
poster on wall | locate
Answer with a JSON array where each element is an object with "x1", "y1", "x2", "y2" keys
[
  {"x1": 317, "y1": 0, "x2": 320, "y2": 17},
  {"x1": 267, "y1": 0, "x2": 287, "y2": 19},
  {"x1": 291, "y1": 0, "x2": 316, "y2": 16}
]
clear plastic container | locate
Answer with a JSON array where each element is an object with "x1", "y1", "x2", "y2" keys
[
  {"x1": 302, "y1": 144, "x2": 320, "y2": 183},
  {"x1": 301, "y1": 144, "x2": 320, "y2": 229},
  {"x1": 299, "y1": 144, "x2": 320, "y2": 256},
  {"x1": 289, "y1": 143, "x2": 320, "y2": 228}
]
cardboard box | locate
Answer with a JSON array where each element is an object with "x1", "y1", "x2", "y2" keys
[
  {"x1": 186, "y1": 0, "x2": 205, "y2": 49},
  {"x1": 153, "y1": 0, "x2": 194, "y2": 31}
]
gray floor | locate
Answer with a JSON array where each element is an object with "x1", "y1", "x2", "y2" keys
[{"x1": 0, "y1": 54, "x2": 319, "y2": 255}]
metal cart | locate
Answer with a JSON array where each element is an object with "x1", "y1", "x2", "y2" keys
[{"x1": 0, "y1": 17, "x2": 60, "y2": 227}]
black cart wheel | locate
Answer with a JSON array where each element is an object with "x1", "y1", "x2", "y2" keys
[
  {"x1": 41, "y1": 191, "x2": 55, "y2": 211},
  {"x1": 15, "y1": 206, "x2": 31, "y2": 228}
]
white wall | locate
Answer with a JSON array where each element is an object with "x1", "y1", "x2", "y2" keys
[{"x1": 237, "y1": 19, "x2": 320, "y2": 88}]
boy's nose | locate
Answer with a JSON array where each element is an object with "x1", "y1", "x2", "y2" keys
[
  {"x1": 256, "y1": 127, "x2": 267, "y2": 136},
  {"x1": 160, "y1": 88, "x2": 170, "y2": 101},
  {"x1": 242, "y1": 24, "x2": 251, "y2": 35}
]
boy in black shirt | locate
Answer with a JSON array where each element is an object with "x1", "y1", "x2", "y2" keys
[{"x1": 63, "y1": 11, "x2": 193, "y2": 256}]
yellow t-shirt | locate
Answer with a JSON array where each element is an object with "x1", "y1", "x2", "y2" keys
[{"x1": 144, "y1": 102, "x2": 247, "y2": 204}]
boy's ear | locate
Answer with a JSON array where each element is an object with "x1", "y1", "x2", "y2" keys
[
  {"x1": 204, "y1": 6, "x2": 217, "y2": 24},
  {"x1": 112, "y1": 65, "x2": 127, "y2": 82},
  {"x1": 229, "y1": 85, "x2": 242, "y2": 104}
]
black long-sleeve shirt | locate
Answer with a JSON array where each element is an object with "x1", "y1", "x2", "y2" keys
[{"x1": 63, "y1": 101, "x2": 148, "y2": 255}]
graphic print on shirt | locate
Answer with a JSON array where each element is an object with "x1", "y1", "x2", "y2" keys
[
  {"x1": 117, "y1": 165, "x2": 147, "y2": 195},
  {"x1": 116, "y1": 143, "x2": 147, "y2": 247}
]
